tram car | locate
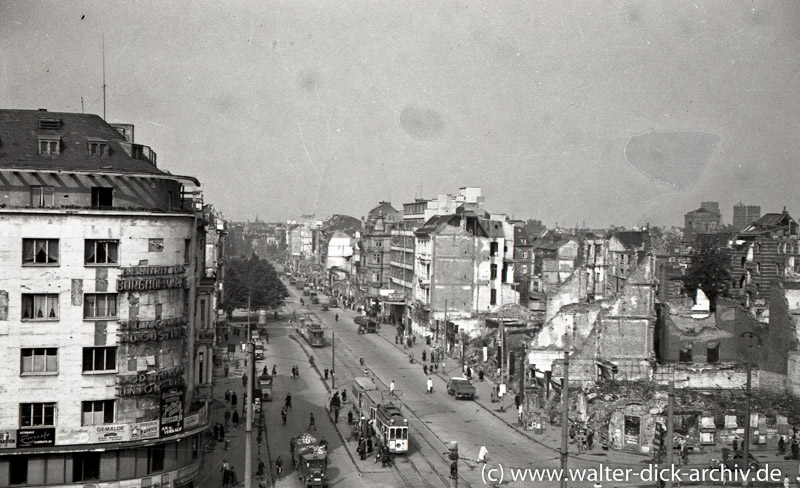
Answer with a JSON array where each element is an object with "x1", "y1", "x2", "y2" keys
[{"x1": 353, "y1": 384, "x2": 409, "y2": 454}]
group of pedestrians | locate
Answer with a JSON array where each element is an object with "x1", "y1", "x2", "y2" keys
[
  {"x1": 219, "y1": 459, "x2": 239, "y2": 488},
  {"x1": 223, "y1": 390, "x2": 241, "y2": 428}
]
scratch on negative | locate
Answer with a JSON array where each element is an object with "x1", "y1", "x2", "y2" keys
[{"x1": 294, "y1": 107, "x2": 321, "y2": 180}]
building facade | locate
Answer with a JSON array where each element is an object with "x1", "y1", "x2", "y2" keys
[
  {"x1": 684, "y1": 202, "x2": 721, "y2": 242},
  {"x1": 733, "y1": 203, "x2": 761, "y2": 230},
  {"x1": 0, "y1": 110, "x2": 221, "y2": 487}
]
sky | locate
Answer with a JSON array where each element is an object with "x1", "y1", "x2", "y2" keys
[{"x1": 2, "y1": 1, "x2": 799, "y2": 228}]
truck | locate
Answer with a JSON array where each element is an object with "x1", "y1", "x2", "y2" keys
[
  {"x1": 290, "y1": 433, "x2": 329, "y2": 487},
  {"x1": 319, "y1": 296, "x2": 330, "y2": 311},
  {"x1": 258, "y1": 374, "x2": 273, "y2": 401},
  {"x1": 446, "y1": 377, "x2": 477, "y2": 400}
]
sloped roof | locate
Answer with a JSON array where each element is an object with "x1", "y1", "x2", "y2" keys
[
  {"x1": 614, "y1": 231, "x2": 649, "y2": 250},
  {"x1": 686, "y1": 207, "x2": 720, "y2": 215},
  {"x1": 367, "y1": 201, "x2": 401, "y2": 222},
  {"x1": 415, "y1": 214, "x2": 459, "y2": 236},
  {"x1": 0, "y1": 109, "x2": 197, "y2": 183}
]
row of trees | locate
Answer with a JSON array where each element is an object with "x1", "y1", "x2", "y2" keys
[{"x1": 223, "y1": 255, "x2": 289, "y2": 318}]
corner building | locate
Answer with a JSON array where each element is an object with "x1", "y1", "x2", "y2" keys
[{"x1": 0, "y1": 110, "x2": 218, "y2": 487}]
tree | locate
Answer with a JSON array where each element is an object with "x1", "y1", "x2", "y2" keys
[
  {"x1": 682, "y1": 244, "x2": 731, "y2": 311},
  {"x1": 524, "y1": 219, "x2": 547, "y2": 238},
  {"x1": 223, "y1": 255, "x2": 289, "y2": 318}
]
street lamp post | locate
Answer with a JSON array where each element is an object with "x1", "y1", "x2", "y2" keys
[{"x1": 740, "y1": 331, "x2": 762, "y2": 470}]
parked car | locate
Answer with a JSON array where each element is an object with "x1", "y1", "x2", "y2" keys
[
  {"x1": 722, "y1": 449, "x2": 759, "y2": 470},
  {"x1": 446, "y1": 377, "x2": 476, "y2": 400}
]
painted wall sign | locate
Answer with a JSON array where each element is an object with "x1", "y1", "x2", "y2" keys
[
  {"x1": 117, "y1": 265, "x2": 187, "y2": 291},
  {"x1": 121, "y1": 265, "x2": 186, "y2": 277},
  {"x1": 130, "y1": 420, "x2": 159, "y2": 441},
  {"x1": 17, "y1": 428, "x2": 55, "y2": 448},
  {"x1": 160, "y1": 387, "x2": 184, "y2": 437},
  {"x1": 0, "y1": 430, "x2": 16, "y2": 449},
  {"x1": 116, "y1": 366, "x2": 185, "y2": 397}
]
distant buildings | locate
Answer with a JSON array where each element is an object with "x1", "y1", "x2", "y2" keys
[
  {"x1": 733, "y1": 203, "x2": 761, "y2": 230},
  {"x1": 684, "y1": 201, "x2": 721, "y2": 242}
]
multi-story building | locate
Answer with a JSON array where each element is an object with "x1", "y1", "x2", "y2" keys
[
  {"x1": 729, "y1": 210, "x2": 799, "y2": 312},
  {"x1": 684, "y1": 201, "x2": 721, "y2": 242},
  {"x1": 0, "y1": 109, "x2": 222, "y2": 487},
  {"x1": 358, "y1": 202, "x2": 401, "y2": 318},
  {"x1": 510, "y1": 223, "x2": 534, "y2": 307},
  {"x1": 733, "y1": 203, "x2": 761, "y2": 230}
]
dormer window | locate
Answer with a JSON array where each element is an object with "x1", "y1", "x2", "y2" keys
[
  {"x1": 87, "y1": 138, "x2": 109, "y2": 157},
  {"x1": 38, "y1": 118, "x2": 61, "y2": 130},
  {"x1": 38, "y1": 137, "x2": 60, "y2": 155},
  {"x1": 131, "y1": 144, "x2": 144, "y2": 160}
]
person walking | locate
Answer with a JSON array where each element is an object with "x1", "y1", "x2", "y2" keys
[
  {"x1": 221, "y1": 460, "x2": 231, "y2": 487},
  {"x1": 224, "y1": 363, "x2": 229, "y2": 377},
  {"x1": 281, "y1": 406, "x2": 288, "y2": 425},
  {"x1": 263, "y1": 365, "x2": 268, "y2": 375},
  {"x1": 228, "y1": 466, "x2": 238, "y2": 487},
  {"x1": 231, "y1": 392, "x2": 238, "y2": 408},
  {"x1": 389, "y1": 380, "x2": 395, "y2": 394},
  {"x1": 285, "y1": 392, "x2": 292, "y2": 410},
  {"x1": 426, "y1": 377, "x2": 433, "y2": 394},
  {"x1": 218, "y1": 424, "x2": 226, "y2": 442},
  {"x1": 335, "y1": 314, "x2": 339, "y2": 322},
  {"x1": 341, "y1": 389, "x2": 347, "y2": 403},
  {"x1": 308, "y1": 412, "x2": 316, "y2": 431},
  {"x1": 422, "y1": 350, "x2": 427, "y2": 362},
  {"x1": 224, "y1": 410, "x2": 231, "y2": 429},
  {"x1": 423, "y1": 364, "x2": 429, "y2": 375},
  {"x1": 232, "y1": 410, "x2": 239, "y2": 428},
  {"x1": 242, "y1": 372, "x2": 248, "y2": 388},
  {"x1": 733, "y1": 436, "x2": 740, "y2": 452},
  {"x1": 275, "y1": 456, "x2": 283, "y2": 477},
  {"x1": 272, "y1": 365, "x2": 277, "y2": 376},
  {"x1": 225, "y1": 389, "x2": 231, "y2": 402},
  {"x1": 477, "y1": 445, "x2": 489, "y2": 463}
]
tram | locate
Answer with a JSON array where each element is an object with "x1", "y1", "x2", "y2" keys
[
  {"x1": 297, "y1": 319, "x2": 324, "y2": 347},
  {"x1": 351, "y1": 380, "x2": 409, "y2": 454}
]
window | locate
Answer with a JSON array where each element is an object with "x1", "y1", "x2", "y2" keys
[
  {"x1": 21, "y1": 348, "x2": 58, "y2": 374},
  {"x1": 38, "y1": 137, "x2": 60, "y2": 155},
  {"x1": 156, "y1": 303, "x2": 163, "y2": 321},
  {"x1": 82, "y1": 347, "x2": 117, "y2": 373},
  {"x1": 81, "y1": 400, "x2": 114, "y2": 426},
  {"x1": 706, "y1": 343, "x2": 720, "y2": 363},
  {"x1": 184, "y1": 239, "x2": 192, "y2": 264},
  {"x1": 373, "y1": 254, "x2": 381, "y2": 264},
  {"x1": 84, "y1": 239, "x2": 119, "y2": 265},
  {"x1": 91, "y1": 187, "x2": 113, "y2": 207},
  {"x1": 679, "y1": 343, "x2": 693, "y2": 363},
  {"x1": 521, "y1": 265, "x2": 528, "y2": 274},
  {"x1": 72, "y1": 452, "x2": 101, "y2": 482},
  {"x1": 522, "y1": 251, "x2": 528, "y2": 258},
  {"x1": 149, "y1": 238, "x2": 164, "y2": 252},
  {"x1": 31, "y1": 185, "x2": 55, "y2": 207},
  {"x1": 490, "y1": 264, "x2": 498, "y2": 280},
  {"x1": 21, "y1": 294, "x2": 59, "y2": 320},
  {"x1": 756, "y1": 262, "x2": 761, "y2": 273},
  {"x1": 490, "y1": 242, "x2": 499, "y2": 257},
  {"x1": 22, "y1": 238, "x2": 59, "y2": 265},
  {"x1": 9, "y1": 456, "x2": 27, "y2": 485},
  {"x1": 19, "y1": 402, "x2": 56, "y2": 427},
  {"x1": 148, "y1": 445, "x2": 166, "y2": 473},
  {"x1": 87, "y1": 140, "x2": 108, "y2": 157},
  {"x1": 376, "y1": 241, "x2": 382, "y2": 248},
  {"x1": 84, "y1": 293, "x2": 118, "y2": 319},
  {"x1": 490, "y1": 288, "x2": 497, "y2": 305}
]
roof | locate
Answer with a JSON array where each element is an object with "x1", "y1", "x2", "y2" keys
[
  {"x1": 614, "y1": 231, "x2": 649, "y2": 250},
  {"x1": 0, "y1": 109, "x2": 198, "y2": 184},
  {"x1": 367, "y1": 201, "x2": 401, "y2": 222},
  {"x1": 415, "y1": 214, "x2": 458, "y2": 236},
  {"x1": 686, "y1": 207, "x2": 720, "y2": 215}
]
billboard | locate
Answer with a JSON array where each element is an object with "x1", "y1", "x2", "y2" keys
[{"x1": 160, "y1": 387, "x2": 184, "y2": 437}]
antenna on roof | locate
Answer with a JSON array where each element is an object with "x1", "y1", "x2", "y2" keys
[
  {"x1": 81, "y1": 97, "x2": 84, "y2": 114},
  {"x1": 102, "y1": 33, "x2": 107, "y2": 120}
]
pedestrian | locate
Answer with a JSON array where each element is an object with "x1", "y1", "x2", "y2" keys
[
  {"x1": 335, "y1": 314, "x2": 339, "y2": 321},
  {"x1": 784, "y1": 475, "x2": 790, "y2": 488},
  {"x1": 324, "y1": 368, "x2": 329, "y2": 380},
  {"x1": 275, "y1": 456, "x2": 283, "y2": 477},
  {"x1": 281, "y1": 406, "x2": 288, "y2": 425},
  {"x1": 232, "y1": 410, "x2": 239, "y2": 428},
  {"x1": 224, "y1": 409, "x2": 231, "y2": 428},
  {"x1": 231, "y1": 392, "x2": 238, "y2": 408},
  {"x1": 229, "y1": 466, "x2": 238, "y2": 487},
  {"x1": 515, "y1": 394, "x2": 521, "y2": 410},
  {"x1": 587, "y1": 429, "x2": 595, "y2": 451},
  {"x1": 478, "y1": 445, "x2": 489, "y2": 463},
  {"x1": 308, "y1": 413, "x2": 316, "y2": 431},
  {"x1": 426, "y1": 377, "x2": 433, "y2": 394},
  {"x1": 213, "y1": 422, "x2": 220, "y2": 440},
  {"x1": 221, "y1": 459, "x2": 231, "y2": 487},
  {"x1": 224, "y1": 364, "x2": 229, "y2": 377},
  {"x1": 423, "y1": 364, "x2": 429, "y2": 375},
  {"x1": 395, "y1": 335, "x2": 399, "y2": 344},
  {"x1": 467, "y1": 367, "x2": 473, "y2": 379},
  {"x1": 478, "y1": 369, "x2": 484, "y2": 381},
  {"x1": 367, "y1": 436, "x2": 373, "y2": 453},
  {"x1": 263, "y1": 365, "x2": 268, "y2": 375},
  {"x1": 272, "y1": 365, "x2": 277, "y2": 376},
  {"x1": 733, "y1": 437, "x2": 740, "y2": 452},
  {"x1": 390, "y1": 380, "x2": 395, "y2": 393},
  {"x1": 778, "y1": 436, "x2": 786, "y2": 455},
  {"x1": 342, "y1": 389, "x2": 347, "y2": 403},
  {"x1": 422, "y1": 350, "x2": 427, "y2": 362},
  {"x1": 242, "y1": 372, "x2": 248, "y2": 388},
  {"x1": 225, "y1": 390, "x2": 231, "y2": 402},
  {"x1": 218, "y1": 424, "x2": 226, "y2": 441},
  {"x1": 434, "y1": 362, "x2": 439, "y2": 372},
  {"x1": 359, "y1": 356, "x2": 365, "y2": 367},
  {"x1": 285, "y1": 392, "x2": 292, "y2": 409},
  {"x1": 358, "y1": 438, "x2": 367, "y2": 460},
  {"x1": 257, "y1": 458, "x2": 265, "y2": 476}
]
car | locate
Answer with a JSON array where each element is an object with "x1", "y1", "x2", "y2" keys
[
  {"x1": 722, "y1": 449, "x2": 759, "y2": 470},
  {"x1": 255, "y1": 345, "x2": 264, "y2": 360},
  {"x1": 446, "y1": 377, "x2": 476, "y2": 400}
]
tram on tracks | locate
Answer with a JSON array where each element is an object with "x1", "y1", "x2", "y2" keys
[
  {"x1": 350, "y1": 377, "x2": 409, "y2": 454},
  {"x1": 295, "y1": 308, "x2": 325, "y2": 347}
]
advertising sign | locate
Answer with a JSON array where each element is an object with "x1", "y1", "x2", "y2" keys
[
  {"x1": 17, "y1": 428, "x2": 55, "y2": 448},
  {"x1": 131, "y1": 420, "x2": 159, "y2": 441},
  {"x1": 90, "y1": 424, "x2": 129, "y2": 444},
  {"x1": 56, "y1": 427, "x2": 90, "y2": 445},
  {"x1": 160, "y1": 387, "x2": 184, "y2": 437}
]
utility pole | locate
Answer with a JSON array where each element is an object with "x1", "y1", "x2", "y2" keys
[
  {"x1": 245, "y1": 342, "x2": 254, "y2": 488},
  {"x1": 500, "y1": 323, "x2": 506, "y2": 413},
  {"x1": 443, "y1": 299, "x2": 448, "y2": 356},
  {"x1": 665, "y1": 379, "x2": 675, "y2": 488},
  {"x1": 332, "y1": 330, "x2": 336, "y2": 389},
  {"x1": 246, "y1": 295, "x2": 251, "y2": 341},
  {"x1": 740, "y1": 331, "x2": 761, "y2": 472},
  {"x1": 519, "y1": 343, "x2": 526, "y2": 425},
  {"x1": 102, "y1": 34, "x2": 106, "y2": 121},
  {"x1": 560, "y1": 332, "x2": 570, "y2": 488}
]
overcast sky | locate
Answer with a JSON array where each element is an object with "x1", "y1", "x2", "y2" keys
[{"x1": 2, "y1": 1, "x2": 799, "y2": 227}]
